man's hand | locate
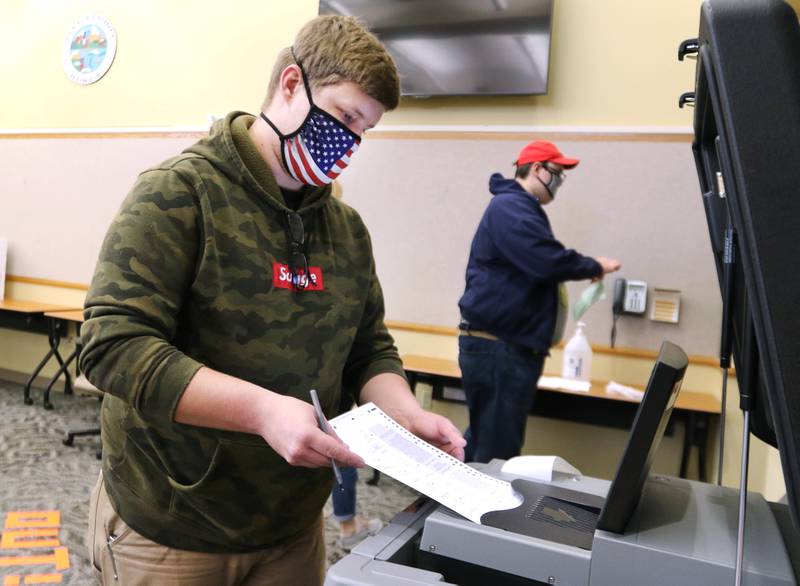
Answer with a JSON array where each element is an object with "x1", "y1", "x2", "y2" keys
[
  {"x1": 359, "y1": 372, "x2": 466, "y2": 459},
  {"x1": 388, "y1": 406, "x2": 467, "y2": 461},
  {"x1": 594, "y1": 256, "x2": 622, "y2": 281},
  {"x1": 259, "y1": 393, "x2": 365, "y2": 469}
]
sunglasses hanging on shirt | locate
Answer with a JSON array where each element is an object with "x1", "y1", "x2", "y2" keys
[{"x1": 286, "y1": 211, "x2": 310, "y2": 289}]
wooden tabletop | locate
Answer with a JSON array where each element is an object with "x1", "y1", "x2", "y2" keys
[
  {"x1": 0, "y1": 298, "x2": 81, "y2": 314},
  {"x1": 43, "y1": 309, "x2": 85, "y2": 323},
  {"x1": 401, "y1": 354, "x2": 721, "y2": 415},
  {"x1": 403, "y1": 355, "x2": 461, "y2": 379}
]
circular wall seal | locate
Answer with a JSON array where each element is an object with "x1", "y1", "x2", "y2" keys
[{"x1": 62, "y1": 15, "x2": 117, "y2": 85}]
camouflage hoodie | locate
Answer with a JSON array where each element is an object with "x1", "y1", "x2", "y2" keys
[{"x1": 79, "y1": 111, "x2": 405, "y2": 552}]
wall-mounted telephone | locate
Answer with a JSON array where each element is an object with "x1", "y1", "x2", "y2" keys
[
  {"x1": 613, "y1": 278, "x2": 648, "y2": 316},
  {"x1": 611, "y1": 278, "x2": 647, "y2": 348}
]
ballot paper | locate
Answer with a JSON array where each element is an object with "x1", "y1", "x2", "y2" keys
[{"x1": 330, "y1": 403, "x2": 523, "y2": 524}]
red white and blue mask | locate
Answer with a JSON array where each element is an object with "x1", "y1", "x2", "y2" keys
[{"x1": 260, "y1": 57, "x2": 360, "y2": 186}]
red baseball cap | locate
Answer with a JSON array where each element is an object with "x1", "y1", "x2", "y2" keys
[{"x1": 515, "y1": 140, "x2": 580, "y2": 169}]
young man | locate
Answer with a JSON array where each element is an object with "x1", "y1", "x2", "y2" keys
[
  {"x1": 457, "y1": 140, "x2": 621, "y2": 464},
  {"x1": 80, "y1": 16, "x2": 464, "y2": 586}
]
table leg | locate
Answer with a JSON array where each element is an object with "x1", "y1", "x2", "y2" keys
[
  {"x1": 680, "y1": 412, "x2": 697, "y2": 479},
  {"x1": 696, "y1": 413, "x2": 710, "y2": 483},
  {"x1": 42, "y1": 346, "x2": 79, "y2": 410},
  {"x1": 23, "y1": 319, "x2": 61, "y2": 405}
]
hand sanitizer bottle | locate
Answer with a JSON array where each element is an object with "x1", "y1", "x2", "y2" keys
[{"x1": 562, "y1": 321, "x2": 592, "y2": 381}]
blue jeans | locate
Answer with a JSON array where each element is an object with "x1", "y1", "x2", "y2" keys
[
  {"x1": 458, "y1": 335, "x2": 545, "y2": 463},
  {"x1": 331, "y1": 466, "x2": 358, "y2": 522}
]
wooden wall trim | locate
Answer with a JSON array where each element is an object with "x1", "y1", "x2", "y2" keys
[
  {"x1": 0, "y1": 130, "x2": 692, "y2": 142},
  {"x1": 7, "y1": 279, "x2": 719, "y2": 368},
  {"x1": 385, "y1": 319, "x2": 721, "y2": 368},
  {"x1": 0, "y1": 131, "x2": 207, "y2": 140},
  {"x1": 7, "y1": 274, "x2": 89, "y2": 291},
  {"x1": 385, "y1": 320, "x2": 459, "y2": 336},
  {"x1": 369, "y1": 131, "x2": 693, "y2": 142}
]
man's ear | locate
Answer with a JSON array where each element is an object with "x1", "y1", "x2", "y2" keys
[{"x1": 278, "y1": 64, "x2": 304, "y2": 101}]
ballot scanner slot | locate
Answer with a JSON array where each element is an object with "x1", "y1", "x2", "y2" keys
[{"x1": 481, "y1": 479, "x2": 605, "y2": 550}]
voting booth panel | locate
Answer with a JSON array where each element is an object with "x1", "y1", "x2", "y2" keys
[
  {"x1": 325, "y1": 1, "x2": 800, "y2": 584},
  {"x1": 692, "y1": 0, "x2": 800, "y2": 528}
]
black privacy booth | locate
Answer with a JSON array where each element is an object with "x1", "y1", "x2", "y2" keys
[
  {"x1": 324, "y1": 2, "x2": 800, "y2": 584},
  {"x1": 683, "y1": 0, "x2": 800, "y2": 582}
]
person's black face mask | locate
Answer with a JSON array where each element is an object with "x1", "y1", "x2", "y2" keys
[{"x1": 536, "y1": 164, "x2": 565, "y2": 199}]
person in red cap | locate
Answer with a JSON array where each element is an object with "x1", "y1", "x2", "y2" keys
[{"x1": 457, "y1": 140, "x2": 621, "y2": 463}]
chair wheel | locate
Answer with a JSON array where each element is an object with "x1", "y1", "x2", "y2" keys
[
  {"x1": 23, "y1": 397, "x2": 33, "y2": 405},
  {"x1": 63, "y1": 436, "x2": 74, "y2": 446},
  {"x1": 43, "y1": 401, "x2": 54, "y2": 411}
]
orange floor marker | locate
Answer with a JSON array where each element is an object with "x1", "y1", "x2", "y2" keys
[
  {"x1": 0, "y1": 547, "x2": 69, "y2": 570},
  {"x1": 24, "y1": 575, "x2": 63, "y2": 584},
  {"x1": 2, "y1": 576, "x2": 63, "y2": 585},
  {"x1": 1, "y1": 529, "x2": 60, "y2": 549},
  {"x1": 4, "y1": 513, "x2": 60, "y2": 530}
]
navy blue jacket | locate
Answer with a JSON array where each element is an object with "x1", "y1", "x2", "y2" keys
[{"x1": 459, "y1": 174, "x2": 602, "y2": 352}]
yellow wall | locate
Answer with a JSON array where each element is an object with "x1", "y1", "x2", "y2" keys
[{"x1": 1, "y1": 0, "x2": 702, "y2": 130}]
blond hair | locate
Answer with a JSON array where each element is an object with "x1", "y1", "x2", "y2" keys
[{"x1": 263, "y1": 15, "x2": 400, "y2": 111}]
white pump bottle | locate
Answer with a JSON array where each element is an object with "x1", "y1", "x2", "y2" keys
[{"x1": 562, "y1": 321, "x2": 593, "y2": 382}]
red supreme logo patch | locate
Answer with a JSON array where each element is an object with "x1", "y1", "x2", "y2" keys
[{"x1": 273, "y1": 262, "x2": 325, "y2": 291}]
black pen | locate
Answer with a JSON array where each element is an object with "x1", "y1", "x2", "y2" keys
[{"x1": 309, "y1": 389, "x2": 344, "y2": 489}]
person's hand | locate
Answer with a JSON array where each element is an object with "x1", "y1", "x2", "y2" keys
[
  {"x1": 392, "y1": 408, "x2": 467, "y2": 461},
  {"x1": 594, "y1": 256, "x2": 621, "y2": 281},
  {"x1": 259, "y1": 393, "x2": 365, "y2": 469}
]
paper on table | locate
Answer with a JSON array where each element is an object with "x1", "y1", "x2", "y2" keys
[
  {"x1": 330, "y1": 403, "x2": 523, "y2": 524},
  {"x1": 501, "y1": 455, "x2": 582, "y2": 483},
  {"x1": 606, "y1": 380, "x2": 645, "y2": 399},
  {"x1": 538, "y1": 375, "x2": 591, "y2": 393}
]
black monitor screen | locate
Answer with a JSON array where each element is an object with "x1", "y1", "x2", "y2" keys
[
  {"x1": 596, "y1": 341, "x2": 688, "y2": 534},
  {"x1": 690, "y1": 0, "x2": 800, "y2": 527},
  {"x1": 319, "y1": 0, "x2": 553, "y2": 96}
]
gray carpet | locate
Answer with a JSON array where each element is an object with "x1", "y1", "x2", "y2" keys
[{"x1": 0, "y1": 381, "x2": 418, "y2": 584}]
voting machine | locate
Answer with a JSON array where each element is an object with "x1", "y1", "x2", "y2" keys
[{"x1": 327, "y1": 1, "x2": 800, "y2": 583}]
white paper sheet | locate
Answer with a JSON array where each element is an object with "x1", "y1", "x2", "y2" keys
[
  {"x1": 330, "y1": 403, "x2": 523, "y2": 524},
  {"x1": 606, "y1": 380, "x2": 645, "y2": 399},
  {"x1": 500, "y1": 455, "x2": 582, "y2": 483},
  {"x1": 538, "y1": 375, "x2": 591, "y2": 393}
]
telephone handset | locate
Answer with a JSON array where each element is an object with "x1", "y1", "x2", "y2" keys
[
  {"x1": 612, "y1": 279, "x2": 626, "y2": 316},
  {"x1": 611, "y1": 278, "x2": 647, "y2": 347},
  {"x1": 613, "y1": 278, "x2": 648, "y2": 316}
]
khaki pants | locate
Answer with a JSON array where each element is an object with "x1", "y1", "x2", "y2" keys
[{"x1": 87, "y1": 473, "x2": 325, "y2": 586}]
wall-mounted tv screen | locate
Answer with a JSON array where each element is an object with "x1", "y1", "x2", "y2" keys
[{"x1": 319, "y1": 0, "x2": 554, "y2": 97}]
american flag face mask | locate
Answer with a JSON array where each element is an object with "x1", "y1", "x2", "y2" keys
[{"x1": 260, "y1": 57, "x2": 361, "y2": 186}]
